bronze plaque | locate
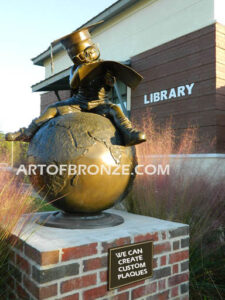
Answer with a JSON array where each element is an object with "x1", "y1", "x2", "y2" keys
[{"x1": 108, "y1": 240, "x2": 153, "y2": 290}]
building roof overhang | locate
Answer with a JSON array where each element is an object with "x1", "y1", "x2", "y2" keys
[
  {"x1": 32, "y1": 67, "x2": 71, "y2": 92},
  {"x1": 32, "y1": 60, "x2": 130, "y2": 92}
]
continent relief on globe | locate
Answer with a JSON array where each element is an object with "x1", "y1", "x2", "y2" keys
[{"x1": 28, "y1": 112, "x2": 136, "y2": 213}]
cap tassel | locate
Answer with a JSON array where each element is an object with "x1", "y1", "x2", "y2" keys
[{"x1": 50, "y1": 44, "x2": 54, "y2": 74}]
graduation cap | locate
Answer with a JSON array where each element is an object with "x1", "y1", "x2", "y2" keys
[{"x1": 51, "y1": 21, "x2": 103, "y2": 65}]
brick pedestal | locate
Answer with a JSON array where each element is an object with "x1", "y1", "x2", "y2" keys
[{"x1": 8, "y1": 209, "x2": 189, "y2": 300}]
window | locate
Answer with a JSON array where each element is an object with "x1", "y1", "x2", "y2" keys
[{"x1": 108, "y1": 81, "x2": 130, "y2": 118}]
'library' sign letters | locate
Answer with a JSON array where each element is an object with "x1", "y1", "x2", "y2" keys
[{"x1": 144, "y1": 82, "x2": 195, "y2": 104}]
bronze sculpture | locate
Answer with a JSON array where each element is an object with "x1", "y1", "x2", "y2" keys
[
  {"x1": 6, "y1": 23, "x2": 146, "y2": 146},
  {"x1": 5, "y1": 22, "x2": 146, "y2": 226}
]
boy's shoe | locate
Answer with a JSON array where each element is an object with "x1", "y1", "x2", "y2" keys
[
  {"x1": 123, "y1": 130, "x2": 146, "y2": 146},
  {"x1": 5, "y1": 128, "x2": 32, "y2": 142}
]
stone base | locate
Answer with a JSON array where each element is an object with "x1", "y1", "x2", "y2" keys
[
  {"x1": 36, "y1": 211, "x2": 124, "y2": 229},
  {"x1": 8, "y1": 209, "x2": 189, "y2": 300}
]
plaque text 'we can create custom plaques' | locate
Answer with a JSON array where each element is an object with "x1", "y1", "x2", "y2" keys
[{"x1": 108, "y1": 241, "x2": 153, "y2": 290}]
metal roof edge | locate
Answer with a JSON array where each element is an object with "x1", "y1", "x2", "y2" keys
[
  {"x1": 31, "y1": 0, "x2": 140, "y2": 66},
  {"x1": 77, "y1": 0, "x2": 140, "y2": 30}
]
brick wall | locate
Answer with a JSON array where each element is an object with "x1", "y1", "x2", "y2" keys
[
  {"x1": 8, "y1": 224, "x2": 189, "y2": 299},
  {"x1": 215, "y1": 23, "x2": 225, "y2": 151},
  {"x1": 130, "y1": 23, "x2": 219, "y2": 153}
]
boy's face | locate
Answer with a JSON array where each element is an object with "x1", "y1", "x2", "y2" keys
[
  {"x1": 84, "y1": 45, "x2": 100, "y2": 62},
  {"x1": 74, "y1": 44, "x2": 100, "y2": 64}
]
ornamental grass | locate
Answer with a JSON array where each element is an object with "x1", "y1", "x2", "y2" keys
[
  {"x1": 126, "y1": 115, "x2": 225, "y2": 299},
  {"x1": 0, "y1": 161, "x2": 36, "y2": 297}
]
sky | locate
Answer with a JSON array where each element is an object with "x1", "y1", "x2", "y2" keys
[{"x1": 0, "y1": 0, "x2": 117, "y2": 133}]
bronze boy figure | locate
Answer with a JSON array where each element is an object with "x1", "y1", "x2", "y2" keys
[{"x1": 6, "y1": 22, "x2": 146, "y2": 146}]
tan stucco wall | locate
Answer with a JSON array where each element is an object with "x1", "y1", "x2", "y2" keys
[{"x1": 93, "y1": 0, "x2": 214, "y2": 60}]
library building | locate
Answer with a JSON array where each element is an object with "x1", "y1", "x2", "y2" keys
[{"x1": 31, "y1": 0, "x2": 225, "y2": 158}]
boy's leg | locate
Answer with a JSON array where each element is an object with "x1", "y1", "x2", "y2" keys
[
  {"x1": 107, "y1": 104, "x2": 146, "y2": 146},
  {"x1": 5, "y1": 107, "x2": 58, "y2": 142}
]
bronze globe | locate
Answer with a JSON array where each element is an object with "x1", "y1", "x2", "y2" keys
[{"x1": 28, "y1": 112, "x2": 136, "y2": 214}]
